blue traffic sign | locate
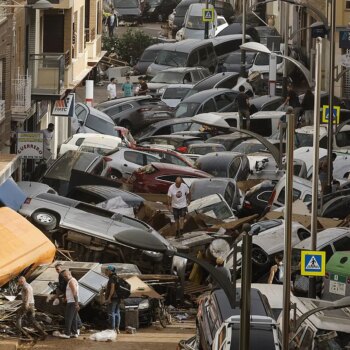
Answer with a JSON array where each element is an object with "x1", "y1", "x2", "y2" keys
[
  {"x1": 322, "y1": 105, "x2": 340, "y2": 124},
  {"x1": 301, "y1": 251, "x2": 326, "y2": 276}
]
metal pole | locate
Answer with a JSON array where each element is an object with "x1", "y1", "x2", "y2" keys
[
  {"x1": 309, "y1": 37, "x2": 322, "y2": 299},
  {"x1": 282, "y1": 2, "x2": 289, "y2": 96},
  {"x1": 281, "y1": 106, "x2": 295, "y2": 350},
  {"x1": 204, "y1": 0, "x2": 209, "y2": 39},
  {"x1": 240, "y1": 0, "x2": 246, "y2": 77},
  {"x1": 239, "y1": 223, "x2": 252, "y2": 350},
  {"x1": 327, "y1": 0, "x2": 336, "y2": 191}
]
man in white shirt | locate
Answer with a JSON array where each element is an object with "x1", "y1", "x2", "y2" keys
[
  {"x1": 167, "y1": 177, "x2": 190, "y2": 237},
  {"x1": 41, "y1": 123, "x2": 54, "y2": 161},
  {"x1": 17, "y1": 276, "x2": 47, "y2": 340},
  {"x1": 107, "y1": 78, "x2": 117, "y2": 100}
]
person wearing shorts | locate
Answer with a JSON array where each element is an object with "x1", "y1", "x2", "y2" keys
[{"x1": 167, "y1": 177, "x2": 190, "y2": 237}]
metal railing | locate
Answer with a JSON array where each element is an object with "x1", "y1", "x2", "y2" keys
[
  {"x1": 12, "y1": 75, "x2": 31, "y2": 114},
  {"x1": 0, "y1": 100, "x2": 5, "y2": 123},
  {"x1": 29, "y1": 52, "x2": 66, "y2": 96}
]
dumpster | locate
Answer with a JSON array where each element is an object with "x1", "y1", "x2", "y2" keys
[{"x1": 323, "y1": 252, "x2": 350, "y2": 301}]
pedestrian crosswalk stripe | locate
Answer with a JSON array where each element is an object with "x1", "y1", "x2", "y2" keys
[{"x1": 306, "y1": 256, "x2": 321, "y2": 270}]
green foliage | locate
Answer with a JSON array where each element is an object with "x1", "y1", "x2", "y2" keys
[{"x1": 102, "y1": 29, "x2": 157, "y2": 63}]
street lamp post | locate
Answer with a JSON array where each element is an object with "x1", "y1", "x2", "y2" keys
[
  {"x1": 282, "y1": 1, "x2": 289, "y2": 96},
  {"x1": 204, "y1": 0, "x2": 209, "y2": 39},
  {"x1": 240, "y1": 0, "x2": 246, "y2": 77}
]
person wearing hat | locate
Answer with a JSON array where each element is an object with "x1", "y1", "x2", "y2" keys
[
  {"x1": 137, "y1": 76, "x2": 148, "y2": 96},
  {"x1": 211, "y1": 257, "x2": 231, "y2": 290},
  {"x1": 105, "y1": 266, "x2": 120, "y2": 333}
]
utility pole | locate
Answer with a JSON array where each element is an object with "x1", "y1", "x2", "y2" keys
[
  {"x1": 327, "y1": 0, "x2": 336, "y2": 192},
  {"x1": 240, "y1": 0, "x2": 246, "y2": 77},
  {"x1": 309, "y1": 37, "x2": 322, "y2": 299},
  {"x1": 204, "y1": 0, "x2": 209, "y2": 39},
  {"x1": 282, "y1": 1, "x2": 289, "y2": 96},
  {"x1": 281, "y1": 107, "x2": 295, "y2": 350}
]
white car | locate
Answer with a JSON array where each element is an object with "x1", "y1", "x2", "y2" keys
[
  {"x1": 248, "y1": 51, "x2": 284, "y2": 76},
  {"x1": 215, "y1": 16, "x2": 228, "y2": 36},
  {"x1": 78, "y1": 135, "x2": 122, "y2": 155},
  {"x1": 59, "y1": 133, "x2": 122, "y2": 156},
  {"x1": 160, "y1": 84, "x2": 193, "y2": 108}
]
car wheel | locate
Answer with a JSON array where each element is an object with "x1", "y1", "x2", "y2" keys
[
  {"x1": 109, "y1": 169, "x2": 123, "y2": 180},
  {"x1": 31, "y1": 211, "x2": 58, "y2": 231},
  {"x1": 251, "y1": 247, "x2": 269, "y2": 266}
]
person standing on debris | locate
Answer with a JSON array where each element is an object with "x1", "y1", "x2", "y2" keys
[
  {"x1": 121, "y1": 76, "x2": 134, "y2": 97},
  {"x1": 137, "y1": 76, "x2": 148, "y2": 96},
  {"x1": 283, "y1": 84, "x2": 301, "y2": 123},
  {"x1": 16, "y1": 276, "x2": 47, "y2": 340},
  {"x1": 41, "y1": 123, "x2": 54, "y2": 161},
  {"x1": 211, "y1": 257, "x2": 231, "y2": 289},
  {"x1": 105, "y1": 266, "x2": 121, "y2": 334},
  {"x1": 107, "y1": 78, "x2": 117, "y2": 100},
  {"x1": 268, "y1": 254, "x2": 284, "y2": 284},
  {"x1": 237, "y1": 85, "x2": 250, "y2": 130},
  {"x1": 167, "y1": 177, "x2": 190, "y2": 237},
  {"x1": 55, "y1": 263, "x2": 67, "y2": 297},
  {"x1": 107, "y1": 8, "x2": 117, "y2": 37},
  {"x1": 59, "y1": 270, "x2": 80, "y2": 338}
]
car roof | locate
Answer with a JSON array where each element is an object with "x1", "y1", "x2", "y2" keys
[
  {"x1": 72, "y1": 185, "x2": 143, "y2": 201},
  {"x1": 197, "y1": 151, "x2": 244, "y2": 162},
  {"x1": 294, "y1": 227, "x2": 350, "y2": 249},
  {"x1": 181, "y1": 88, "x2": 234, "y2": 103},
  {"x1": 213, "y1": 288, "x2": 270, "y2": 321},
  {"x1": 144, "y1": 42, "x2": 173, "y2": 51},
  {"x1": 165, "y1": 39, "x2": 211, "y2": 53},
  {"x1": 192, "y1": 72, "x2": 239, "y2": 91},
  {"x1": 249, "y1": 95, "x2": 283, "y2": 108},
  {"x1": 209, "y1": 34, "x2": 249, "y2": 45}
]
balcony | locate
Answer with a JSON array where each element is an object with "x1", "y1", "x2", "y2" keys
[
  {"x1": 0, "y1": 100, "x2": 5, "y2": 124},
  {"x1": 29, "y1": 52, "x2": 69, "y2": 98},
  {"x1": 12, "y1": 75, "x2": 32, "y2": 116}
]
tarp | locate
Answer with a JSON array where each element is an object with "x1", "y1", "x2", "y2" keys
[{"x1": 0, "y1": 177, "x2": 26, "y2": 211}]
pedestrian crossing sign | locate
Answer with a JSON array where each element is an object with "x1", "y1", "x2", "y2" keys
[
  {"x1": 322, "y1": 105, "x2": 340, "y2": 124},
  {"x1": 202, "y1": 8, "x2": 214, "y2": 22},
  {"x1": 301, "y1": 250, "x2": 326, "y2": 276}
]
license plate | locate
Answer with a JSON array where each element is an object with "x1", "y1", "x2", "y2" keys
[{"x1": 329, "y1": 280, "x2": 346, "y2": 296}]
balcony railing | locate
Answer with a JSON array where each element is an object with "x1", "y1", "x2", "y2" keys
[
  {"x1": 85, "y1": 27, "x2": 96, "y2": 42},
  {"x1": 29, "y1": 52, "x2": 68, "y2": 96},
  {"x1": 12, "y1": 75, "x2": 31, "y2": 114},
  {"x1": 0, "y1": 0, "x2": 10, "y2": 20},
  {"x1": 0, "y1": 100, "x2": 5, "y2": 123}
]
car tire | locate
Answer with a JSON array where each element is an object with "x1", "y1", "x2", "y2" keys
[
  {"x1": 31, "y1": 211, "x2": 58, "y2": 231},
  {"x1": 109, "y1": 169, "x2": 123, "y2": 180},
  {"x1": 251, "y1": 247, "x2": 269, "y2": 266}
]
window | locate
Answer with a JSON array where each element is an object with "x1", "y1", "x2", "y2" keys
[
  {"x1": 140, "y1": 50, "x2": 158, "y2": 62},
  {"x1": 79, "y1": 7, "x2": 84, "y2": 53},
  {"x1": 303, "y1": 194, "x2": 312, "y2": 203},
  {"x1": 257, "y1": 191, "x2": 273, "y2": 203},
  {"x1": 346, "y1": 0, "x2": 350, "y2": 9},
  {"x1": 145, "y1": 154, "x2": 158, "y2": 164},
  {"x1": 75, "y1": 104, "x2": 88, "y2": 121},
  {"x1": 75, "y1": 137, "x2": 85, "y2": 146},
  {"x1": 229, "y1": 157, "x2": 242, "y2": 178},
  {"x1": 155, "y1": 50, "x2": 187, "y2": 67},
  {"x1": 85, "y1": 114, "x2": 116, "y2": 135},
  {"x1": 199, "y1": 48, "x2": 207, "y2": 61},
  {"x1": 124, "y1": 151, "x2": 144, "y2": 165},
  {"x1": 157, "y1": 175, "x2": 178, "y2": 183},
  {"x1": 191, "y1": 70, "x2": 201, "y2": 82},
  {"x1": 336, "y1": 130, "x2": 350, "y2": 147},
  {"x1": 183, "y1": 73, "x2": 192, "y2": 83},
  {"x1": 155, "y1": 126, "x2": 171, "y2": 135},
  {"x1": 323, "y1": 244, "x2": 334, "y2": 262},
  {"x1": 202, "y1": 99, "x2": 216, "y2": 113},
  {"x1": 333, "y1": 236, "x2": 350, "y2": 252},
  {"x1": 188, "y1": 52, "x2": 199, "y2": 67},
  {"x1": 172, "y1": 122, "x2": 190, "y2": 133},
  {"x1": 226, "y1": 118, "x2": 238, "y2": 127},
  {"x1": 276, "y1": 187, "x2": 301, "y2": 204},
  {"x1": 215, "y1": 94, "x2": 233, "y2": 110}
]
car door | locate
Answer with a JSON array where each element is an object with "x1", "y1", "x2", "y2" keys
[
  {"x1": 122, "y1": 150, "x2": 147, "y2": 176},
  {"x1": 217, "y1": 92, "x2": 237, "y2": 112}
]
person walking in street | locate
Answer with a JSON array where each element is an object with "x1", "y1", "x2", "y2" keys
[
  {"x1": 105, "y1": 266, "x2": 121, "y2": 333},
  {"x1": 268, "y1": 254, "x2": 284, "y2": 284},
  {"x1": 137, "y1": 76, "x2": 148, "y2": 96},
  {"x1": 237, "y1": 85, "x2": 250, "y2": 130},
  {"x1": 41, "y1": 123, "x2": 54, "y2": 161},
  {"x1": 167, "y1": 177, "x2": 190, "y2": 237},
  {"x1": 107, "y1": 78, "x2": 117, "y2": 100},
  {"x1": 59, "y1": 270, "x2": 80, "y2": 339},
  {"x1": 16, "y1": 276, "x2": 47, "y2": 340},
  {"x1": 283, "y1": 84, "x2": 301, "y2": 123},
  {"x1": 301, "y1": 89, "x2": 314, "y2": 126},
  {"x1": 121, "y1": 76, "x2": 134, "y2": 97},
  {"x1": 107, "y1": 9, "x2": 117, "y2": 37},
  {"x1": 211, "y1": 257, "x2": 231, "y2": 289}
]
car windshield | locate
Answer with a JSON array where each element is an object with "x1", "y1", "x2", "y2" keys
[
  {"x1": 151, "y1": 72, "x2": 184, "y2": 84},
  {"x1": 140, "y1": 50, "x2": 158, "y2": 62},
  {"x1": 163, "y1": 87, "x2": 192, "y2": 99},
  {"x1": 155, "y1": 50, "x2": 187, "y2": 67},
  {"x1": 174, "y1": 102, "x2": 200, "y2": 118},
  {"x1": 196, "y1": 162, "x2": 227, "y2": 177},
  {"x1": 255, "y1": 52, "x2": 283, "y2": 65},
  {"x1": 136, "y1": 125, "x2": 157, "y2": 138},
  {"x1": 189, "y1": 145, "x2": 225, "y2": 155},
  {"x1": 85, "y1": 114, "x2": 117, "y2": 136},
  {"x1": 186, "y1": 15, "x2": 210, "y2": 30},
  {"x1": 225, "y1": 52, "x2": 255, "y2": 65},
  {"x1": 294, "y1": 133, "x2": 314, "y2": 147},
  {"x1": 194, "y1": 200, "x2": 233, "y2": 220},
  {"x1": 232, "y1": 142, "x2": 265, "y2": 154},
  {"x1": 114, "y1": 0, "x2": 138, "y2": 8}
]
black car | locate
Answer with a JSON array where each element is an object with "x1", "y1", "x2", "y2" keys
[
  {"x1": 67, "y1": 185, "x2": 144, "y2": 209},
  {"x1": 174, "y1": 89, "x2": 238, "y2": 118},
  {"x1": 113, "y1": 0, "x2": 142, "y2": 23},
  {"x1": 222, "y1": 50, "x2": 256, "y2": 74},
  {"x1": 205, "y1": 133, "x2": 251, "y2": 151},
  {"x1": 144, "y1": 0, "x2": 180, "y2": 22},
  {"x1": 195, "y1": 152, "x2": 250, "y2": 181},
  {"x1": 320, "y1": 195, "x2": 350, "y2": 220},
  {"x1": 96, "y1": 96, "x2": 173, "y2": 133},
  {"x1": 249, "y1": 95, "x2": 284, "y2": 114},
  {"x1": 139, "y1": 134, "x2": 203, "y2": 153},
  {"x1": 217, "y1": 22, "x2": 260, "y2": 42},
  {"x1": 190, "y1": 177, "x2": 241, "y2": 211},
  {"x1": 197, "y1": 288, "x2": 279, "y2": 350},
  {"x1": 238, "y1": 180, "x2": 275, "y2": 218}
]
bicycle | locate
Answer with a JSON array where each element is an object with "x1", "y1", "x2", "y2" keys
[{"x1": 150, "y1": 298, "x2": 171, "y2": 328}]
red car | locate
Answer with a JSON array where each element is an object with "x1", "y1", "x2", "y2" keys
[{"x1": 129, "y1": 162, "x2": 211, "y2": 194}]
